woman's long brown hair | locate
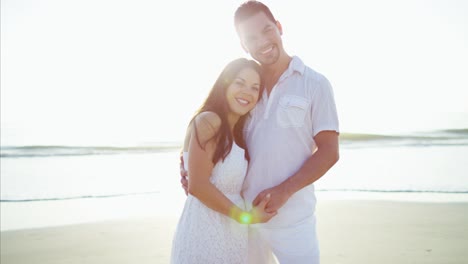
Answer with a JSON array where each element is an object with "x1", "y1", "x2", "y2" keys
[{"x1": 190, "y1": 58, "x2": 263, "y2": 164}]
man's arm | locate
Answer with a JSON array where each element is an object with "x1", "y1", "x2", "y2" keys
[
  {"x1": 180, "y1": 153, "x2": 188, "y2": 195},
  {"x1": 253, "y1": 130, "x2": 339, "y2": 212}
]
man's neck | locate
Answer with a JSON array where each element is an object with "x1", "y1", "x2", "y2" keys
[{"x1": 262, "y1": 54, "x2": 292, "y2": 95}]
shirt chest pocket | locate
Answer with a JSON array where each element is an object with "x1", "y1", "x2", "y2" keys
[{"x1": 276, "y1": 95, "x2": 310, "y2": 128}]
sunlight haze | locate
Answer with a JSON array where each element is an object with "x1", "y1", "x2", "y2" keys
[{"x1": 2, "y1": 0, "x2": 467, "y2": 146}]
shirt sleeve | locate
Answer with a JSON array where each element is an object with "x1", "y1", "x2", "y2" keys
[{"x1": 310, "y1": 76, "x2": 340, "y2": 137}]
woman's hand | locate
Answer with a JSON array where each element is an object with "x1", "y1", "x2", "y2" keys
[{"x1": 239, "y1": 194, "x2": 277, "y2": 224}]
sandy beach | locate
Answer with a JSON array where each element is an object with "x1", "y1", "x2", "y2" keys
[{"x1": 2, "y1": 200, "x2": 468, "y2": 264}]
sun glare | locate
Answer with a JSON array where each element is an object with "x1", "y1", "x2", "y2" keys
[{"x1": 1, "y1": 1, "x2": 467, "y2": 146}]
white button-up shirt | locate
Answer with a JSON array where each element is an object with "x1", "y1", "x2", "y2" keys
[{"x1": 243, "y1": 56, "x2": 339, "y2": 228}]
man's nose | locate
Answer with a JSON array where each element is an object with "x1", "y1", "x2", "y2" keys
[{"x1": 256, "y1": 35, "x2": 269, "y2": 49}]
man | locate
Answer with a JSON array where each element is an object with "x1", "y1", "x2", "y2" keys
[{"x1": 181, "y1": 1, "x2": 339, "y2": 263}]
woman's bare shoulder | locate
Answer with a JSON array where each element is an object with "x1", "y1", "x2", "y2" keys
[
  {"x1": 193, "y1": 111, "x2": 221, "y2": 143},
  {"x1": 184, "y1": 111, "x2": 222, "y2": 151}
]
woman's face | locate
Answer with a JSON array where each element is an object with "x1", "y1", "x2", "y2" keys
[{"x1": 226, "y1": 67, "x2": 261, "y2": 117}]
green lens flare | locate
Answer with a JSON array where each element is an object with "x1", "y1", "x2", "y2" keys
[{"x1": 239, "y1": 212, "x2": 252, "y2": 224}]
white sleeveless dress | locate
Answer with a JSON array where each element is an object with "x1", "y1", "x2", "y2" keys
[{"x1": 170, "y1": 143, "x2": 249, "y2": 264}]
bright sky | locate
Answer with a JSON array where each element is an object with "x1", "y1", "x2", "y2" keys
[{"x1": 2, "y1": 0, "x2": 468, "y2": 146}]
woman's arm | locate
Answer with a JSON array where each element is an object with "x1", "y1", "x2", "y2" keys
[{"x1": 187, "y1": 111, "x2": 275, "y2": 224}]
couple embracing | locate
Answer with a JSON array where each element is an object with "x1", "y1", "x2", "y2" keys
[{"x1": 171, "y1": 1, "x2": 339, "y2": 263}]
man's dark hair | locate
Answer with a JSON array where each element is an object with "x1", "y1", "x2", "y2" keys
[{"x1": 234, "y1": 1, "x2": 277, "y2": 33}]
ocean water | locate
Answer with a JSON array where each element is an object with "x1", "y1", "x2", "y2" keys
[
  {"x1": 1, "y1": 128, "x2": 468, "y2": 230},
  {"x1": 2, "y1": 128, "x2": 468, "y2": 201}
]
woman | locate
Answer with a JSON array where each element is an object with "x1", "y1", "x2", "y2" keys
[{"x1": 170, "y1": 58, "x2": 277, "y2": 263}]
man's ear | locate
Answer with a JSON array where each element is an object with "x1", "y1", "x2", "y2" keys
[{"x1": 276, "y1": 20, "x2": 283, "y2": 36}]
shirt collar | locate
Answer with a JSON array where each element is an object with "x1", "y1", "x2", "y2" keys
[
  {"x1": 279, "y1": 56, "x2": 305, "y2": 83},
  {"x1": 290, "y1": 56, "x2": 305, "y2": 75}
]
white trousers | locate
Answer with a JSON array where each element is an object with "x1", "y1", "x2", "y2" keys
[{"x1": 248, "y1": 216, "x2": 319, "y2": 264}]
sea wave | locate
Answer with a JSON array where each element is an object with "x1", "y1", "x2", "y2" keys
[
  {"x1": 2, "y1": 189, "x2": 467, "y2": 203},
  {"x1": 0, "y1": 144, "x2": 182, "y2": 158},
  {"x1": 1, "y1": 129, "x2": 467, "y2": 158},
  {"x1": 339, "y1": 128, "x2": 468, "y2": 147},
  {"x1": 315, "y1": 188, "x2": 468, "y2": 194},
  {"x1": 0, "y1": 191, "x2": 159, "y2": 202}
]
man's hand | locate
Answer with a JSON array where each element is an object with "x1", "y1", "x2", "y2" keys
[
  {"x1": 252, "y1": 184, "x2": 292, "y2": 213},
  {"x1": 180, "y1": 153, "x2": 189, "y2": 195},
  {"x1": 249, "y1": 194, "x2": 277, "y2": 223}
]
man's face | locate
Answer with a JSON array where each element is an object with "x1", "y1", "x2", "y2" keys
[{"x1": 237, "y1": 12, "x2": 283, "y2": 66}]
